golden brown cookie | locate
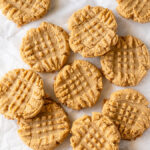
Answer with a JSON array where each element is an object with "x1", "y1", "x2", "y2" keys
[
  {"x1": 100, "y1": 35, "x2": 150, "y2": 86},
  {"x1": 68, "y1": 5, "x2": 118, "y2": 57},
  {"x1": 20, "y1": 22, "x2": 70, "y2": 72},
  {"x1": 0, "y1": 69, "x2": 44, "y2": 119},
  {"x1": 54, "y1": 60, "x2": 103, "y2": 110},
  {"x1": 0, "y1": 0, "x2": 50, "y2": 26},
  {"x1": 70, "y1": 112, "x2": 120, "y2": 150},
  {"x1": 116, "y1": 0, "x2": 150, "y2": 23},
  {"x1": 18, "y1": 99, "x2": 70, "y2": 150},
  {"x1": 102, "y1": 89, "x2": 150, "y2": 140}
]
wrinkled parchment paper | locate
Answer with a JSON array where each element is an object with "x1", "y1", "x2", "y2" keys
[{"x1": 0, "y1": 0, "x2": 150, "y2": 150}]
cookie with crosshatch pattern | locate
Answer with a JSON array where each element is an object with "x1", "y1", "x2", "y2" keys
[
  {"x1": 20, "y1": 22, "x2": 70, "y2": 72},
  {"x1": 18, "y1": 99, "x2": 70, "y2": 150},
  {"x1": 70, "y1": 112, "x2": 120, "y2": 150},
  {"x1": 0, "y1": 69, "x2": 44, "y2": 119},
  {"x1": 116, "y1": 0, "x2": 150, "y2": 23},
  {"x1": 100, "y1": 35, "x2": 150, "y2": 86},
  {"x1": 0, "y1": 0, "x2": 50, "y2": 26},
  {"x1": 102, "y1": 89, "x2": 150, "y2": 140},
  {"x1": 68, "y1": 5, "x2": 118, "y2": 57},
  {"x1": 54, "y1": 60, "x2": 103, "y2": 110}
]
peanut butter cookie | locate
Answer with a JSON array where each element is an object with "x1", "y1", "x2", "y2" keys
[
  {"x1": 20, "y1": 22, "x2": 70, "y2": 72},
  {"x1": 0, "y1": 69, "x2": 44, "y2": 119},
  {"x1": 18, "y1": 99, "x2": 70, "y2": 150},
  {"x1": 116, "y1": 0, "x2": 150, "y2": 23},
  {"x1": 71, "y1": 112, "x2": 120, "y2": 150},
  {"x1": 100, "y1": 35, "x2": 150, "y2": 86},
  {"x1": 0, "y1": 0, "x2": 50, "y2": 26},
  {"x1": 102, "y1": 89, "x2": 150, "y2": 140},
  {"x1": 68, "y1": 5, "x2": 118, "y2": 57},
  {"x1": 54, "y1": 60, "x2": 103, "y2": 110}
]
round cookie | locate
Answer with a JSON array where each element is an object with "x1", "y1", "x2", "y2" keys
[
  {"x1": 116, "y1": 0, "x2": 150, "y2": 23},
  {"x1": 0, "y1": 0, "x2": 50, "y2": 26},
  {"x1": 100, "y1": 35, "x2": 150, "y2": 86},
  {"x1": 68, "y1": 5, "x2": 118, "y2": 57},
  {"x1": 70, "y1": 112, "x2": 120, "y2": 150},
  {"x1": 54, "y1": 60, "x2": 103, "y2": 110},
  {"x1": 18, "y1": 99, "x2": 70, "y2": 150},
  {"x1": 20, "y1": 22, "x2": 70, "y2": 72},
  {"x1": 102, "y1": 89, "x2": 150, "y2": 140},
  {"x1": 0, "y1": 69, "x2": 44, "y2": 119}
]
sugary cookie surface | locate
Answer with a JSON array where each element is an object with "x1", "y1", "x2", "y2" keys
[
  {"x1": 71, "y1": 112, "x2": 120, "y2": 150},
  {"x1": 116, "y1": 0, "x2": 150, "y2": 23},
  {"x1": 102, "y1": 89, "x2": 150, "y2": 140},
  {"x1": 100, "y1": 35, "x2": 150, "y2": 86},
  {"x1": 0, "y1": 0, "x2": 51, "y2": 26},
  {"x1": 54, "y1": 60, "x2": 103, "y2": 110},
  {"x1": 69, "y1": 5, "x2": 118, "y2": 57},
  {"x1": 18, "y1": 99, "x2": 70, "y2": 150},
  {"x1": 20, "y1": 22, "x2": 70, "y2": 72},
  {"x1": 0, "y1": 69, "x2": 44, "y2": 119}
]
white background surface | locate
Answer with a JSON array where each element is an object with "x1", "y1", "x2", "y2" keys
[{"x1": 0, "y1": 0, "x2": 150, "y2": 150}]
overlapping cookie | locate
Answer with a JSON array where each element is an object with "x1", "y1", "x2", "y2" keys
[
  {"x1": 116, "y1": 0, "x2": 150, "y2": 23},
  {"x1": 100, "y1": 35, "x2": 150, "y2": 86},
  {"x1": 0, "y1": 69, "x2": 44, "y2": 119},
  {"x1": 54, "y1": 60, "x2": 103, "y2": 110},
  {"x1": 20, "y1": 22, "x2": 70, "y2": 72},
  {"x1": 18, "y1": 99, "x2": 70, "y2": 150},
  {"x1": 71, "y1": 112, "x2": 120, "y2": 150},
  {"x1": 0, "y1": 0, "x2": 51, "y2": 26},
  {"x1": 102, "y1": 89, "x2": 150, "y2": 140},
  {"x1": 69, "y1": 5, "x2": 118, "y2": 57}
]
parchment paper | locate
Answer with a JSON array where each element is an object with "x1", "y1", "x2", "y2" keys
[{"x1": 0, "y1": 0, "x2": 150, "y2": 150}]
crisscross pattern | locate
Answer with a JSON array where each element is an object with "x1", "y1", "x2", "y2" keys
[
  {"x1": 0, "y1": 69, "x2": 44, "y2": 119},
  {"x1": 18, "y1": 99, "x2": 70, "y2": 150},
  {"x1": 54, "y1": 60, "x2": 103, "y2": 110},
  {"x1": 116, "y1": 0, "x2": 150, "y2": 23},
  {"x1": 71, "y1": 113, "x2": 120, "y2": 150},
  {"x1": 20, "y1": 22, "x2": 70, "y2": 72},
  {"x1": 101, "y1": 35, "x2": 150, "y2": 86},
  {"x1": 69, "y1": 5, "x2": 118, "y2": 57},
  {"x1": 102, "y1": 89, "x2": 150, "y2": 140},
  {"x1": 0, "y1": 0, "x2": 50, "y2": 26}
]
